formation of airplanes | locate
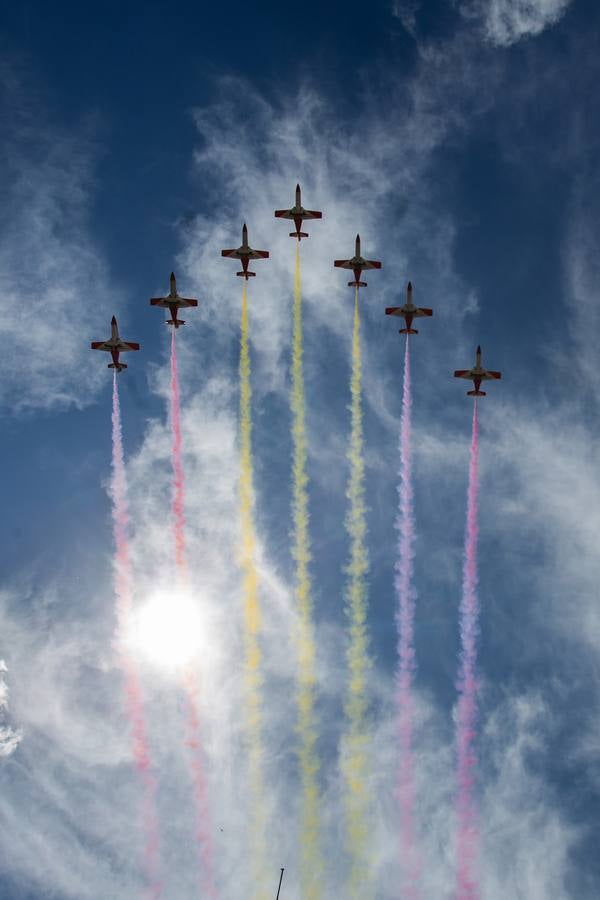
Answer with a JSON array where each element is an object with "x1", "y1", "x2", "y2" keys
[{"x1": 91, "y1": 183, "x2": 501, "y2": 394}]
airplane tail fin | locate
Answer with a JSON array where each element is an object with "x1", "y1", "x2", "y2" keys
[
  {"x1": 348, "y1": 280, "x2": 367, "y2": 288},
  {"x1": 399, "y1": 328, "x2": 419, "y2": 335},
  {"x1": 467, "y1": 389, "x2": 486, "y2": 396},
  {"x1": 166, "y1": 319, "x2": 184, "y2": 328},
  {"x1": 237, "y1": 271, "x2": 256, "y2": 278},
  {"x1": 291, "y1": 231, "x2": 309, "y2": 239},
  {"x1": 108, "y1": 363, "x2": 127, "y2": 371}
]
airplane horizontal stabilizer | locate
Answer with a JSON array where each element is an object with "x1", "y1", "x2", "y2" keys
[
  {"x1": 237, "y1": 271, "x2": 256, "y2": 277},
  {"x1": 467, "y1": 389, "x2": 485, "y2": 396},
  {"x1": 399, "y1": 328, "x2": 418, "y2": 334}
]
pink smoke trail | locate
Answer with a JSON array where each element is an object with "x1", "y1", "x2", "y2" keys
[
  {"x1": 455, "y1": 400, "x2": 480, "y2": 900},
  {"x1": 170, "y1": 329, "x2": 186, "y2": 571},
  {"x1": 169, "y1": 331, "x2": 218, "y2": 898},
  {"x1": 111, "y1": 373, "x2": 162, "y2": 900},
  {"x1": 394, "y1": 336, "x2": 421, "y2": 898}
]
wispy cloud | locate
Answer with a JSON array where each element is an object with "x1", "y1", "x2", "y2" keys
[
  {"x1": 0, "y1": 65, "x2": 122, "y2": 413},
  {"x1": 392, "y1": 0, "x2": 422, "y2": 35},
  {"x1": 0, "y1": 660, "x2": 21, "y2": 758},
  {"x1": 461, "y1": 0, "x2": 572, "y2": 46}
]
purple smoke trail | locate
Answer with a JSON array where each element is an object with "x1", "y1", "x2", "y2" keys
[
  {"x1": 394, "y1": 336, "x2": 421, "y2": 898},
  {"x1": 456, "y1": 400, "x2": 480, "y2": 900},
  {"x1": 111, "y1": 373, "x2": 162, "y2": 899},
  {"x1": 168, "y1": 332, "x2": 218, "y2": 898}
]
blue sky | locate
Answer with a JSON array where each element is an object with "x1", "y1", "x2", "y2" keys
[{"x1": 1, "y1": 0, "x2": 600, "y2": 897}]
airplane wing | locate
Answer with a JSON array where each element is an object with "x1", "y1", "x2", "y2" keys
[
  {"x1": 150, "y1": 298, "x2": 169, "y2": 307},
  {"x1": 482, "y1": 370, "x2": 502, "y2": 380},
  {"x1": 221, "y1": 249, "x2": 239, "y2": 258},
  {"x1": 303, "y1": 210, "x2": 322, "y2": 220},
  {"x1": 118, "y1": 341, "x2": 140, "y2": 352},
  {"x1": 385, "y1": 306, "x2": 403, "y2": 316},
  {"x1": 274, "y1": 209, "x2": 293, "y2": 219},
  {"x1": 414, "y1": 307, "x2": 433, "y2": 318},
  {"x1": 334, "y1": 259, "x2": 353, "y2": 269},
  {"x1": 454, "y1": 370, "x2": 472, "y2": 379},
  {"x1": 362, "y1": 259, "x2": 382, "y2": 270},
  {"x1": 178, "y1": 298, "x2": 199, "y2": 308},
  {"x1": 248, "y1": 250, "x2": 269, "y2": 259},
  {"x1": 91, "y1": 341, "x2": 109, "y2": 351}
]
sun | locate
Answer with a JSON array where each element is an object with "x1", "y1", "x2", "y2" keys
[{"x1": 125, "y1": 588, "x2": 206, "y2": 670}]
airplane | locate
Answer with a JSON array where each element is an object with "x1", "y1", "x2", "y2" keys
[
  {"x1": 275, "y1": 868, "x2": 285, "y2": 899},
  {"x1": 385, "y1": 281, "x2": 433, "y2": 334},
  {"x1": 90, "y1": 316, "x2": 139, "y2": 373},
  {"x1": 334, "y1": 234, "x2": 382, "y2": 287},
  {"x1": 221, "y1": 223, "x2": 269, "y2": 278},
  {"x1": 454, "y1": 345, "x2": 502, "y2": 396},
  {"x1": 274, "y1": 184, "x2": 322, "y2": 240},
  {"x1": 149, "y1": 272, "x2": 198, "y2": 328}
]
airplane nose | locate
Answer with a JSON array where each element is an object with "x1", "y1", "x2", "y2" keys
[
  {"x1": 111, "y1": 315, "x2": 117, "y2": 325},
  {"x1": 477, "y1": 344, "x2": 481, "y2": 354}
]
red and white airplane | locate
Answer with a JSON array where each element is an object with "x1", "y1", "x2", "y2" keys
[
  {"x1": 454, "y1": 346, "x2": 501, "y2": 396},
  {"x1": 334, "y1": 234, "x2": 382, "y2": 288},
  {"x1": 274, "y1": 184, "x2": 322, "y2": 240},
  {"x1": 221, "y1": 223, "x2": 269, "y2": 278},
  {"x1": 149, "y1": 272, "x2": 198, "y2": 328},
  {"x1": 91, "y1": 316, "x2": 140, "y2": 373},
  {"x1": 385, "y1": 281, "x2": 433, "y2": 334}
]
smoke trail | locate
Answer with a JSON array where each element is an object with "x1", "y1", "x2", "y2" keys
[
  {"x1": 169, "y1": 332, "x2": 217, "y2": 898},
  {"x1": 290, "y1": 243, "x2": 323, "y2": 899},
  {"x1": 238, "y1": 282, "x2": 268, "y2": 899},
  {"x1": 455, "y1": 400, "x2": 481, "y2": 900},
  {"x1": 394, "y1": 336, "x2": 421, "y2": 898},
  {"x1": 170, "y1": 329, "x2": 186, "y2": 572},
  {"x1": 111, "y1": 373, "x2": 162, "y2": 900},
  {"x1": 342, "y1": 289, "x2": 373, "y2": 899}
]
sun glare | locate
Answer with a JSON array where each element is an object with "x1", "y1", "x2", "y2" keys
[{"x1": 127, "y1": 589, "x2": 205, "y2": 670}]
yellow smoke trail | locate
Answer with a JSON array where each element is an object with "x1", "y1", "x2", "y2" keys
[
  {"x1": 291, "y1": 244, "x2": 323, "y2": 900},
  {"x1": 238, "y1": 282, "x2": 268, "y2": 899},
  {"x1": 342, "y1": 288, "x2": 373, "y2": 899}
]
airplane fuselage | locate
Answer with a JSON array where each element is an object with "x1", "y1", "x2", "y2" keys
[
  {"x1": 237, "y1": 255, "x2": 253, "y2": 278},
  {"x1": 110, "y1": 349, "x2": 123, "y2": 371},
  {"x1": 292, "y1": 214, "x2": 308, "y2": 239},
  {"x1": 168, "y1": 303, "x2": 182, "y2": 326}
]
